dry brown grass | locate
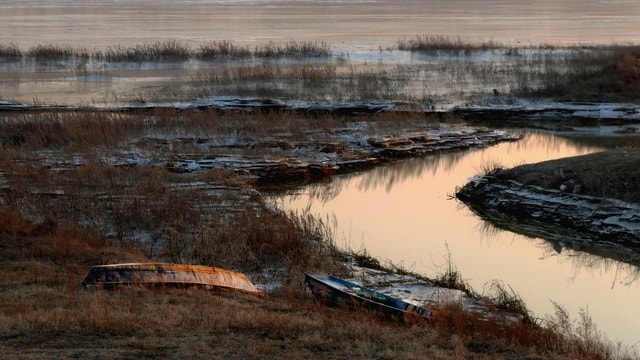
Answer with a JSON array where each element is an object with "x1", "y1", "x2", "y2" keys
[
  {"x1": 493, "y1": 147, "x2": 640, "y2": 203},
  {"x1": 0, "y1": 109, "x2": 634, "y2": 359},
  {"x1": 515, "y1": 45, "x2": 640, "y2": 101},
  {"x1": 397, "y1": 35, "x2": 508, "y2": 54},
  {"x1": 25, "y1": 44, "x2": 79, "y2": 61},
  {"x1": 0, "y1": 42, "x2": 22, "y2": 58},
  {"x1": 0, "y1": 207, "x2": 630, "y2": 360},
  {"x1": 1, "y1": 40, "x2": 329, "y2": 63},
  {"x1": 4, "y1": 40, "x2": 640, "y2": 106}
]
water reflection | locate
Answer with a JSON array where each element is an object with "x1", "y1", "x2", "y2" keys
[
  {"x1": 297, "y1": 129, "x2": 627, "y2": 202},
  {"x1": 474, "y1": 209, "x2": 640, "y2": 282},
  {"x1": 275, "y1": 129, "x2": 640, "y2": 345}
]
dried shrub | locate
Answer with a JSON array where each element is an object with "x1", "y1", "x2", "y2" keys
[
  {"x1": 254, "y1": 41, "x2": 331, "y2": 58},
  {"x1": 27, "y1": 44, "x2": 76, "y2": 61},
  {"x1": 197, "y1": 40, "x2": 252, "y2": 59},
  {"x1": 397, "y1": 35, "x2": 506, "y2": 55},
  {"x1": 0, "y1": 43, "x2": 22, "y2": 59}
]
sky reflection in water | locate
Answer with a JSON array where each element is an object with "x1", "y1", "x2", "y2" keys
[{"x1": 277, "y1": 131, "x2": 640, "y2": 346}]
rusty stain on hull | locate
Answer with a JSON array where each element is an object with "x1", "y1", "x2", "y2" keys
[{"x1": 81, "y1": 263, "x2": 260, "y2": 294}]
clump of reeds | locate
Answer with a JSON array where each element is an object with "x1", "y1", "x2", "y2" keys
[
  {"x1": 0, "y1": 40, "x2": 330, "y2": 64},
  {"x1": 254, "y1": 41, "x2": 331, "y2": 57},
  {"x1": 26, "y1": 44, "x2": 79, "y2": 61},
  {"x1": 397, "y1": 35, "x2": 506, "y2": 55},
  {"x1": 431, "y1": 244, "x2": 468, "y2": 291},
  {"x1": 0, "y1": 43, "x2": 22, "y2": 59},
  {"x1": 98, "y1": 41, "x2": 192, "y2": 62},
  {"x1": 197, "y1": 40, "x2": 252, "y2": 59},
  {"x1": 481, "y1": 280, "x2": 534, "y2": 323},
  {"x1": 514, "y1": 44, "x2": 640, "y2": 101}
]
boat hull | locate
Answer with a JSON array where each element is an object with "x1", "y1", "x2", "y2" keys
[
  {"x1": 304, "y1": 273, "x2": 429, "y2": 321},
  {"x1": 81, "y1": 263, "x2": 260, "y2": 293}
]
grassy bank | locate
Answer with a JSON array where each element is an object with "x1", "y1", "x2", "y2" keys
[
  {"x1": 489, "y1": 148, "x2": 640, "y2": 204},
  {"x1": 0, "y1": 199, "x2": 631, "y2": 359},
  {"x1": 0, "y1": 108, "x2": 635, "y2": 359}
]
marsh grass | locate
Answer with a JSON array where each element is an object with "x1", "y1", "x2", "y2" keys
[
  {"x1": 510, "y1": 44, "x2": 640, "y2": 101},
  {"x1": 188, "y1": 63, "x2": 416, "y2": 102},
  {"x1": 491, "y1": 148, "x2": 640, "y2": 203},
  {"x1": 97, "y1": 41, "x2": 192, "y2": 62},
  {"x1": 197, "y1": 40, "x2": 252, "y2": 59},
  {"x1": 253, "y1": 41, "x2": 331, "y2": 58},
  {"x1": 0, "y1": 40, "x2": 330, "y2": 63},
  {"x1": 0, "y1": 42, "x2": 22, "y2": 58},
  {"x1": 0, "y1": 89, "x2": 635, "y2": 359},
  {"x1": 397, "y1": 35, "x2": 510, "y2": 55},
  {"x1": 4, "y1": 39, "x2": 640, "y2": 107},
  {"x1": 25, "y1": 44, "x2": 87, "y2": 62},
  {"x1": 0, "y1": 202, "x2": 633, "y2": 359}
]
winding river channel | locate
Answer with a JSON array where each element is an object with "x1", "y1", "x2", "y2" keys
[{"x1": 274, "y1": 130, "x2": 640, "y2": 346}]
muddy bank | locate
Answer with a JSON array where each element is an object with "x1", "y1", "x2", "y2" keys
[
  {"x1": 166, "y1": 125, "x2": 520, "y2": 187},
  {"x1": 456, "y1": 148, "x2": 640, "y2": 265}
]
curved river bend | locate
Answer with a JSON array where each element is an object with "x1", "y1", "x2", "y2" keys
[{"x1": 274, "y1": 130, "x2": 640, "y2": 347}]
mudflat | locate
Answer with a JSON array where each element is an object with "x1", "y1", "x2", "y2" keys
[{"x1": 497, "y1": 147, "x2": 640, "y2": 204}]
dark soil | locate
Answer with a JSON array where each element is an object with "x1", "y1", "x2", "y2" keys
[
  {"x1": 494, "y1": 147, "x2": 640, "y2": 204},
  {"x1": 455, "y1": 146, "x2": 640, "y2": 266}
]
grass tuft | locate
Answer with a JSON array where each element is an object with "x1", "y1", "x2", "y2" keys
[
  {"x1": 27, "y1": 44, "x2": 77, "y2": 61},
  {"x1": 397, "y1": 35, "x2": 508, "y2": 55},
  {"x1": 0, "y1": 42, "x2": 22, "y2": 58}
]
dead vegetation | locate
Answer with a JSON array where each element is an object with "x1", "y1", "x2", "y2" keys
[
  {"x1": 0, "y1": 202, "x2": 634, "y2": 360},
  {"x1": 397, "y1": 35, "x2": 510, "y2": 55},
  {"x1": 0, "y1": 107, "x2": 635, "y2": 359},
  {"x1": 0, "y1": 40, "x2": 330, "y2": 63},
  {"x1": 2, "y1": 38, "x2": 639, "y2": 359},
  {"x1": 491, "y1": 148, "x2": 640, "y2": 203},
  {"x1": 3, "y1": 39, "x2": 640, "y2": 107}
]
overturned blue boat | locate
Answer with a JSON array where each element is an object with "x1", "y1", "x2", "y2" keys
[{"x1": 304, "y1": 273, "x2": 430, "y2": 321}]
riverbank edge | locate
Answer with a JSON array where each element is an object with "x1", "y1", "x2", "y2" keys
[{"x1": 455, "y1": 148, "x2": 640, "y2": 266}]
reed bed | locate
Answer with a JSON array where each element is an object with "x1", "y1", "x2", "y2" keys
[
  {"x1": 138, "y1": 43, "x2": 640, "y2": 105},
  {"x1": 3, "y1": 39, "x2": 639, "y2": 106},
  {"x1": 197, "y1": 40, "x2": 253, "y2": 59},
  {"x1": 97, "y1": 41, "x2": 192, "y2": 62},
  {"x1": 253, "y1": 41, "x2": 331, "y2": 58},
  {"x1": 0, "y1": 40, "x2": 330, "y2": 63},
  {"x1": 25, "y1": 44, "x2": 78, "y2": 61},
  {"x1": 0, "y1": 42, "x2": 22, "y2": 58},
  {"x1": 397, "y1": 35, "x2": 511, "y2": 55},
  {"x1": 0, "y1": 202, "x2": 632, "y2": 359},
  {"x1": 1, "y1": 39, "x2": 639, "y2": 358}
]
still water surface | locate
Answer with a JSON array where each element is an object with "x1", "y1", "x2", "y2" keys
[
  {"x1": 275, "y1": 131, "x2": 640, "y2": 346},
  {"x1": 2, "y1": 0, "x2": 640, "y2": 50}
]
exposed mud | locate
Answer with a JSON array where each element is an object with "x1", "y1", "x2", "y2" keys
[
  {"x1": 456, "y1": 148, "x2": 640, "y2": 266},
  {"x1": 164, "y1": 121, "x2": 520, "y2": 187}
]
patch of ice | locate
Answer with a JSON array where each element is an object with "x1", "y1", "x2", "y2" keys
[{"x1": 184, "y1": 160, "x2": 200, "y2": 171}]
